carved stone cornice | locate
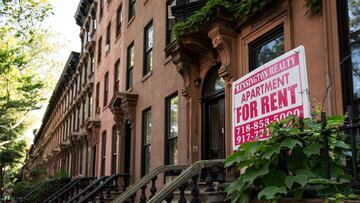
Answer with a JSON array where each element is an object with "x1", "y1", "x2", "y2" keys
[
  {"x1": 84, "y1": 118, "x2": 101, "y2": 147},
  {"x1": 208, "y1": 21, "x2": 237, "y2": 82},
  {"x1": 109, "y1": 92, "x2": 139, "y2": 130}
]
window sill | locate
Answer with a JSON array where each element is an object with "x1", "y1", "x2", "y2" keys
[
  {"x1": 164, "y1": 56, "x2": 172, "y2": 65},
  {"x1": 115, "y1": 34, "x2": 121, "y2": 43},
  {"x1": 126, "y1": 87, "x2": 133, "y2": 93},
  {"x1": 127, "y1": 16, "x2": 135, "y2": 28},
  {"x1": 141, "y1": 70, "x2": 152, "y2": 83}
]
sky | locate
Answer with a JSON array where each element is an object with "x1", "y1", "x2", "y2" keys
[{"x1": 24, "y1": 0, "x2": 81, "y2": 143}]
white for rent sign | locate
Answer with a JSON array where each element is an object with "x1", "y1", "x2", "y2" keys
[{"x1": 232, "y1": 46, "x2": 310, "y2": 150}]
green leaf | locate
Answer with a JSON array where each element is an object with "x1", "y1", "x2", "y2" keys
[
  {"x1": 238, "y1": 192, "x2": 250, "y2": 203},
  {"x1": 281, "y1": 138, "x2": 303, "y2": 149},
  {"x1": 335, "y1": 141, "x2": 350, "y2": 150},
  {"x1": 263, "y1": 143, "x2": 281, "y2": 159},
  {"x1": 262, "y1": 170, "x2": 287, "y2": 187},
  {"x1": 242, "y1": 163, "x2": 269, "y2": 183},
  {"x1": 303, "y1": 143, "x2": 321, "y2": 157},
  {"x1": 257, "y1": 186, "x2": 287, "y2": 200},
  {"x1": 225, "y1": 151, "x2": 242, "y2": 167},
  {"x1": 284, "y1": 175, "x2": 308, "y2": 188},
  {"x1": 296, "y1": 169, "x2": 316, "y2": 178}
]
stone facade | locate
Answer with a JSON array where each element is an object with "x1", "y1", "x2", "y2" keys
[{"x1": 27, "y1": 0, "x2": 358, "y2": 188}]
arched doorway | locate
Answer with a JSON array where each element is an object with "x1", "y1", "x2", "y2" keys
[{"x1": 202, "y1": 66, "x2": 226, "y2": 160}]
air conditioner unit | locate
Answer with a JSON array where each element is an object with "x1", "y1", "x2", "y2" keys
[{"x1": 105, "y1": 44, "x2": 110, "y2": 53}]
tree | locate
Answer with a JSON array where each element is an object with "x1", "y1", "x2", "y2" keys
[{"x1": 0, "y1": 0, "x2": 53, "y2": 198}]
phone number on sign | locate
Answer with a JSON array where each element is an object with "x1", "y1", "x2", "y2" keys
[{"x1": 234, "y1": 107, "x2": 302, "y2": 145}]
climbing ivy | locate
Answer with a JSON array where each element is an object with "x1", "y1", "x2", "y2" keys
[{"x1": 173, "y1": 0, "x2": 322, "y2": 41}]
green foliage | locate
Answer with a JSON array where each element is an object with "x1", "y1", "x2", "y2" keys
[
  {"x1": 304, "y1": 0, "x2": 322, "y2": 15},
  {"x1": 52, "y1": 170, "x2": 69, "y2": 180},
  {"x1": 173, "y1": 0, "x2": 322, "y2": 41},
  {"x1": 225, "y1": 115, "x2": 358, "y2": 202}
]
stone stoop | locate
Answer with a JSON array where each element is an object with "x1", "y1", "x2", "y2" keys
[{"x1": 94, "y1": 191, "x2": 123, "y2": 203}]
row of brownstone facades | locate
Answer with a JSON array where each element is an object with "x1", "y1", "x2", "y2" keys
[{"x1": 27, "y1": 0, "x2": 359, "y2": 186}]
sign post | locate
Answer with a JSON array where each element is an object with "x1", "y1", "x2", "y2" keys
[{"x1": 232, "y1": 46, "x2": 310, "y2": 150}]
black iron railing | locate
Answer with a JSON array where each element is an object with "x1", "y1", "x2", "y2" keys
[
  {"x1": 66, "y1": 176, "x2": 109, "y2": 203},
  {"x1": 46, "y1": 177, "x2": 95, "y2": 203},
  {"x1": 148, "y1": 159, "x2": 225, "y2": 203},
  {"x1": 321, "y1": 112, "x2": 360, "y2": 185},
  {"x1": 78, "y1": 173, "x2": 130, "y2": 203},
  {"x1": 112, "y1": 165, "x2": 188, "y2": 203}
]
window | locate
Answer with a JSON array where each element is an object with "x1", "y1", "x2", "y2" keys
[
  {"x1": 82, "y1": 99, "x2": 86, "y2": 124},
  {"x1": 338, "y1": 0, "x2": 360, "y2": 117},
  {"x1": 101, "y1": 131, "x2": 106, "y2": 176},
  {"x1": 141, "y1": 108, "x2": 151, "y2": 176},
  {"x1": 116, "y1": 5, "x2": 123, "y2": 37},
  {"x1": 96, "y1": 82, "x2": 100, "y2": 113},
  {"x1": 106, "y1": 22, "x2": 111, "y2": 53},
  {"x1": 77, "y1": 105, "x2": 80, "y2": 131},
  {"x1": 111, "y1": 126, "x2": 117, "y2": 174},
  {"x1": 90, "y1": 52, "x2": 95, "y2": 74},
  {"x1": 87, "y1": 93, "x2": 92, "y2": 118},
  {"x1": 166, "y1": 0, "x2": 176, "y2": 45},
  {"x1": 126, "y1": 42, "x2": 134, "y2": 90},
  {"x1": 99, "y1": 0, "x2": 104, "y2": 20},
  {"x1": 114, "y1": 59, "x2": 120, "y2": 92},
  {"x1": 97, "y1": 37, "x2": 102, "y2": 64},
  {"x1": 83, "y1": 60, "x2": 87, "y2": 83},
  {"x1": 249, "y1": 26, "x2": 284, "y2": 71},
  {"x1": 104, "y1": 72, "x2": 109, "y2": 107},
  {"x1": 165, "y1": 94, "x2": 178, "y2": 165},
  {"x1": 128, "y1": 0, "x2": 135, "y2": 21},
  {"x1": 143, "y1": 20, "x2": 153, "y2": 76}
]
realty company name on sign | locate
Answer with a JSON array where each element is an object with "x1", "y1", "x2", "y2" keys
[{"x1": 232, "y1": 46, "x2": 311, "y2": 150}]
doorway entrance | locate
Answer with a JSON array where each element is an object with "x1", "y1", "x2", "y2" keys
[
  {"x1": 123, "y1": 122, "x2": 132, "y2": 174},
  {"x1": 202, "y1": 66, "x2": 226, "y2": 160}
]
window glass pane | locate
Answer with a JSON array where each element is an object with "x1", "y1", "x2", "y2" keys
[
  {"x1": 144, "y1": 110, "x2": 151, "y2": 145},
  {"x1": 146, "y1": 24, "x2": 153, "y2": 51},
  {"x1": 254, "y1": 34, "x2": 284, "y2": 68},
  {"x1": 169, "y1": 96, "x2": 178, "y2": 138},
  {"x1": 144, "y1": 145, "x2": 151, "y2": 174},
  {"x1": 168, "y1": 138, "x2": 178, "y2": 165},
  {"x1": 129, "y1": 45, "x2": 134, "y2": 67},
  {"x1": 348, "y1": 0, "x2": 360, "y2": 33},
  {"x1": 167, "y1": 0, "x2": 176, "y2": 44},
  {"x1": 146, "y1": 51, "x2": 153, "y2": 72},
  {"x1": 351, "y1": 39, "x2": 360, "y2": 114}
]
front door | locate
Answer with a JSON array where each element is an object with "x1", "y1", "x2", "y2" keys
[
  {"x1": 202, "y1": 66, "x2": 226, "y2": 160},
  {"x1": 203, "y1": 95, "x2": 225, "y2": 160},
  {"x1": 123, "y1": 123, "x2": 132, "y2": 174}
]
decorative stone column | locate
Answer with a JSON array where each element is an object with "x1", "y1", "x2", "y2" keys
[{"x1": 208, "y1": 21, "x2": 237, "y2": 157}]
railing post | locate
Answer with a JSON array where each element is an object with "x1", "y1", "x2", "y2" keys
[
  {"x1": 140, "y1": 185, "x2": 147, "y2": 203},
  {"x1": 347, "y1": 107, "x2": 359, "y2": 181},
  {"x1": 149, "y1": 176, "x2": 158, "y2": 198},
  {"x1": 321, "y1": 112, "x2": 331, "y2": 179},
  {"x1": 205, "y1": 168, "x2": 215, "y2": 192},
  {"x1": 178, "y1": 182, "x2": 188, "y2": 203},
  {"x1": 190, "y1": 174, "x2": 200, "y2": 203}
]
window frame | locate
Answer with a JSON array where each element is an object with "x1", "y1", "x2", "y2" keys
[
  {"x1": 95, "y1": 82, "x2": 100, "y2": 113},
  {"x1": 101, "y1": 130, "x2": 107, "y2": 176},
  {"x1": 104, "y1": 72, "x2": 109, "y2": 107},
  {"x1": 106, "y1": 22, "x2": 111, "y2": 49},
  {"x1": 143, "y1": 20, "x2": 153, "y2": 76},
  {"x1": 128, "y1": 0, "x2": 136, "y2": 21},
  {"x1": 141, "y1": 107, "x2": 151, "y2": 177},
  {"x1": 166, "y1": 0, "x2": 176, "y2": 45},
  {"x1": 116, "y1": 5, "x2": 123, "y2": 37},
  {"x1": 248, "y1": 25, "x2": 284, "y2": 71},
  {"x1": 164, "y1": 93, "x2": 179, "y2": 165},
  {"x1": 126, "y1": 42, "x2": 134, "y2": 90},
  {"x1": 114, "y1": 59, "x2": 120, "y2": 92},
  {"x1": 97, "y1": 37, "x2": 102, "y2": 64},
  {"x1": 111, "y1": 125, "x2": 118, "y2": 174}
]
